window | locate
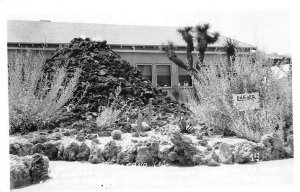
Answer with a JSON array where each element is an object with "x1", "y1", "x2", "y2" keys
[
  {"x1": 157, "y1": 65, "x2": 171, "y2": 87},
  {"x1": 178, "y1": 67, "x2": 192, "y2": 86},
  {"x1": 137, "y1": 64, "x2": 152, "y2": 82}
]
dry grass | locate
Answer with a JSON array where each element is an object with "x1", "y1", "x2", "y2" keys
[
  {"x1": 96, "y1": 107, "x2": 121, "y2": 131},
  {"x1": 8, "y1": 50, "x2": 81, "y2": 133},
  {"x1": 188, "y1": 53, "x2": 292, "y2": 142}
]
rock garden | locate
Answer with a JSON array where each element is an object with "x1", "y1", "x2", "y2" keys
[{"x1": 8, "y1": 36, "x2": 293, "y2": 189}]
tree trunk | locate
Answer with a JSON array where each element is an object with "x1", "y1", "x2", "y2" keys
[{"x1": 199, "y1": 50, "x2": 205, "y2": 64}]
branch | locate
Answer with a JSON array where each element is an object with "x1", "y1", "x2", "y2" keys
[
  {"x1": 161, "y1": 41, "x2": 189, "y2": 70},
  {"x1": 207, "y1": 32, "x2": 220, "y2": 44}
]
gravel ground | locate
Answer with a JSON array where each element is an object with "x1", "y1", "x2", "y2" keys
[{"x1": 11, "y1": 159, "x2": 294, "y2": 192}]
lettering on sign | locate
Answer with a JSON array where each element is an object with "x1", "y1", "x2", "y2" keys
[{"x1": 232, "y1": 92, "x2": 260, "y2": 111}]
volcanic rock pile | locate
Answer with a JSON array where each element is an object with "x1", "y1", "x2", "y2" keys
[{"x1": 44, "y1": 38, "x2": 190, "y2": 129}]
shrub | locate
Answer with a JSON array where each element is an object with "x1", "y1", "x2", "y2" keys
[
  {"x1": 96, "y1": 107, "x2": 120, "y2": 131},
  {"x1": 8, "y1": 50, "x2": 81, "y2": 134},
  {"x1": 111, "y1": 130, "x2": 122, "y2": 140},
  {"x1": 188, "y1": 53, "x2": 292, "y2": 142}
]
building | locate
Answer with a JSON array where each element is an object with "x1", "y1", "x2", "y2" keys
[{"x1": 7, "y1": 20, "x2": 256, "y2": 95}]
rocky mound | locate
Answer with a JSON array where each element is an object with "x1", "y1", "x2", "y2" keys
[{"x1": 44, "y1": 38, "x2": 190, "y2": 129}]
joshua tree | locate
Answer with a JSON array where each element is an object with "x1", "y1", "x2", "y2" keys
[
  {"x1": 223, "y1": 37, "x2": 239, "y2": 68},
  {"x1": 162, "y1": 23, "x2": 219, "y2": 77},
  {"x1": 195, "y1": 23, "x2": 220, "y2": 65}
]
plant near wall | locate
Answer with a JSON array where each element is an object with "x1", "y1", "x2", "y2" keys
[
  {"x1": 162, "y1": 23, "x2": 219, "y2": 74},
  {"x1": 8, "y1": 51, "x2": 81, "y2": 134},
  {"x1": 187, "y1": 53, "x2": 292, "y2": 142},
  {"x1": 195, "y1": 24, "x2": 220, "y2": 65},
  {"x1": 223, "y1": 37, "x2": 239, "y2": 69}
]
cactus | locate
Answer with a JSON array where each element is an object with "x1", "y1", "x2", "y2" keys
[
  {"x1": 111, "y1": 130, "x2": 122, "y2": 140},
  {"x1": 147, "y1": 98, "x2": 153, "y2": 124},
  {"x1": 137, "y1": 113, "x2": 143, "y2": 133}
]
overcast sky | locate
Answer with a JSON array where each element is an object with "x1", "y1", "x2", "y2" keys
[{"x1": 4, "y1": 0, "x2": 298, "y2": 55}]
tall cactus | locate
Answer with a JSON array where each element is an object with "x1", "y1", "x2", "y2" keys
[
  {"x1": 137, "y1": 113, "x2": 143, "y2": 133},
  {"x1": 147, "y1": 98, "x2": 153, "y2": 124}
]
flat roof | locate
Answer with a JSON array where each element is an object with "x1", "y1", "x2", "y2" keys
[{"x1": 7, "y1": 20, "x2": 255, "y2": 48}]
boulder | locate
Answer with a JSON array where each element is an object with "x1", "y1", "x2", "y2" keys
[
  {"x1": 162, "y1": 132, "x2": 200, "y2": 166},
  {"x1": 30, "y1": 143, "x2": 45, "y2": 155},
  {"x1": 31, "y1": 135, "x2": 48, "y2": 144},
  {"x1": 76, "y1": 143, "x2": 90, "y2": 161},
  {"x1": 57, "y1": 142, "x2": 65, "y2": 160},
  {"x1": 216, "y1": 143, "x2": 234, "y2": 164},
  {"x1": 48, "y1": 132, "x2": 62, "y2": 141},
  {"x1": 98, "y1": 131, "x2": 112, "y2": 137},
  {"x1": 102, "y1": 140, "x2": 122, "y2": 162},
  {"x1": 86, "y1": 134, "x2": 97, "y2": 140},
  {"x1": 18, "y1": 143, "x2": 33, "y2": 157},
  {"x1": 203, "y1": 150, "x2": 220, "y2": 166},
  {"x1": 76, "y1": 135, "x2": 85, "y2": 142},
  {"x1": 136, "y1": 141, "x2": 159, "y2": 165},
  {"x1": 117, "y1": 144, "x2": 138, "y2": 164},
  {"x1": 63, "y1": 142, "x2": 80, "y2": 161},
  {"x1": 10, "y1": 155, "x2": 31, "y2": 189},
  {"x1": 43, "y1": 141, "x2": 59, "y2": 160},
  {"x1": 286, "y1": 134, "x2": 294, "y2": 157},
  {"x1": 88, "y1": 143, "x2": 104, "y2": 164},
  {"x1": 10, "y1": 143, "x2": 21, "y2": 155},
  {"x1": 131, "y1": 122, "x2": 151, "y2": 132},
  {"x1": 233, "y1": 142, "x2": 257, "y2": 164},
  {"x1": 30, "y1": 153, "x2": 49, "y2": 184},
  {"x1": 92, "y1": 138, "x2": 100, "y2": 144},
  {"x1": 260, "y1": 133, "x2": 286, "y2": 160}
]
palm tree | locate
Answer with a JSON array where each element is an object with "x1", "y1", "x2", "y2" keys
[{"x1": 195, "y1": 23, "x2": 220, "y2": 65}]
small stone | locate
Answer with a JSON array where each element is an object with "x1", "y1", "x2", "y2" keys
[
  {"x1": 92, "y1": 138, "x2": 100, "y2": 144},
  {"x1": 76, "y1": 135, "x2": 85, "y2": 142}
]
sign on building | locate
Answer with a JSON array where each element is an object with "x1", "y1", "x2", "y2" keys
[{"x1": 232, "y1": 92, "x2": 260, "y2": 111}]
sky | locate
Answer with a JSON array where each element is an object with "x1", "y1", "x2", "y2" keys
[{"x1": 4, "y1": 0, "x2": 296, "y2": 56}]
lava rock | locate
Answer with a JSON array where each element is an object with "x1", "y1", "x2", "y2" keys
[
  {"x1": 43, "y1": 141, "x2": 59, "y2": 160},
  {"x1": 48, "y1": 133, "x2": 62, "y2": 141},
  {"x1": 162, "y1": 132, "x2": 200, "y2": 166},
  {"x1": 18, "y1": 143, "x2": 32, "y2": 157},
  {"x1": 76, "y1": 143, "x2": 90, "y2": 161},
  {"x1": 92, "y1": 138, "x2": 100, "y2": 144},
  {"x1": 30, "y1": 153, "x2": 49, "y2": 184},
  {"x1": 63, "y1": 142, "x2": 80, "y2": 161},
  {"x1": 31, "y1": 135, "x2": 48, "y2": 145},
  {"x1": 260, "y1": 133, "x2": 286, "y2": 160},
  {"x1": 9, "y1": 143, "x2": 20, "y2": 155},
  {"x1": 30, "y1": 143, "x2": 45, "y2": 155},
  {"x1": 10, "y1": 155, "x2": 31, "y2": 189},
  {"x1": 101, "y1": 140, "x2": 122, "y2": 162},
  {"x1": 88, "y1": 143, "x2": 104, "y2": 164},
  {"x1": 76, "y1": 135, "x2": 85, "y2": 142}
]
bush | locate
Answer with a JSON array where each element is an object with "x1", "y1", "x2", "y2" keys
[
  {"x1": 188, "y1": 53, "x2": 292, "y2": 142},
  {"x1": 96, "y1": 107, "x2": 120, "y2": 131},
  {"x1": 8, "y1": 50, "x2": 81, "y2": 134},
  {"x1": 111, "y1": 130, "x2": 122, "y2": 140}
]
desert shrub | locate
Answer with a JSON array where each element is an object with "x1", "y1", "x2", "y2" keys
[
  {"x1": 111, "y1": 130, "x2": 122, "y2": 140},
  {"x1": 188, "y1": 53, "x2": 292, "y2": 142},
  {"x1": 8, "y1": 50, "x2": 81, "y2": 134},
  {"x1": 96, "y1": 107, "x2": 120, "y2": 131}
]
